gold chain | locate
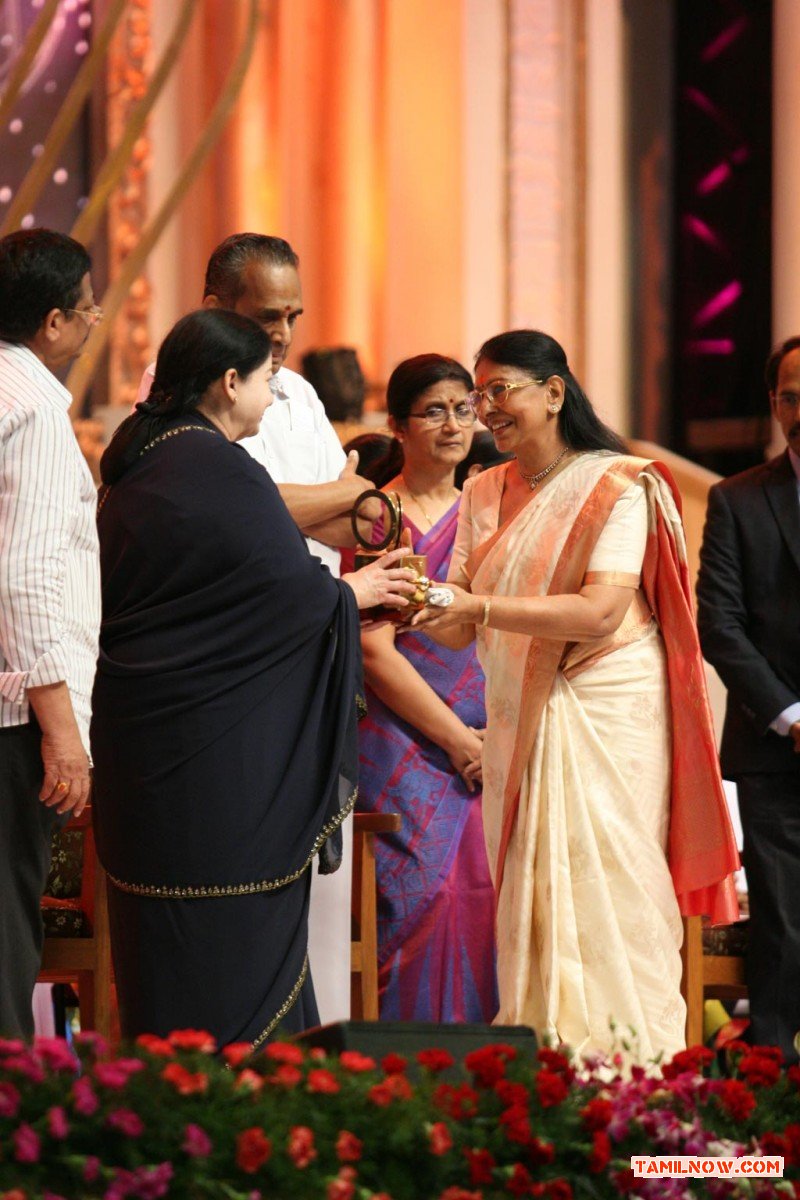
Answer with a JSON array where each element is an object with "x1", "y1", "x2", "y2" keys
[
  {"x1": 401, "y1": 477, "x2": 458, "y2": 527},
  {"x1": 97, "y1": 424, "x2": 219, "y2": 514}
]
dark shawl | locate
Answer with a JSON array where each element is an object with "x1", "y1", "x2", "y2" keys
[{"x1": 90, "y1": 415, "x2": 361, "y2": 896}]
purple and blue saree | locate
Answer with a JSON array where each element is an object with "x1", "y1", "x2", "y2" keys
[{"x1": 357, "y1": 502, "x2": 498, "y2": 1022}]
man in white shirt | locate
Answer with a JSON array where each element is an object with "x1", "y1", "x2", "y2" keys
[
  {"x1": 137, "y1": 234, "x2": 376, "y2": 1023},
  {"x1": 0, "y1": 229, "x2": 102, "y2": 1037}
]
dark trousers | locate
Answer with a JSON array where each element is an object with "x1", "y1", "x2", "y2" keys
[
  {"x1": 0, "y1": 722, "x2": 61, "y2": 1038},
  {"x1": 737, "y1": 771, "x2": 800, "y2": 1060}
]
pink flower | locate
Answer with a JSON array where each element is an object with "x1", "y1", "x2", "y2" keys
[
  {"x1": 72, "y1": 1075, "x2": 99, "y2": 1115},
  {"x1": 73, "y1": 1030, "x2": 109, "y2": 1057},
  {"x1": 106, "y1": 1107, "x2": 145, "y2": 1137},
  {"x1": 94, "y1": 1058, "x2": 145, "y2": 1089},
  {"x1": 83, "y1": 1156, "x2": 101, "y2": 1182},
  {"x1": 288, "y1": 1125, "x2": 318, "y2": 1168},
  {"x1": 0, "y1": 1081, "x2": 21, "y2": 1118},
  {"x1": 182, "y1": 1123, "x2": 213, "y2": 1157},
  {"x1": 34, "y1": 1037, "x2": 78, "y2": 1073},
  {"x1": 47, "y1": 1105, "x2": 70, "y2": 1139},
  {"x1": 3, "y1": 1052, "x2": 45, "y2": 1083},
  {"x1": 13, "y1": 1122, "x2": 41, "y2": 1163},
  {"x1": 0, "y1": 1037, "x2": 25, "y2": 1055}
]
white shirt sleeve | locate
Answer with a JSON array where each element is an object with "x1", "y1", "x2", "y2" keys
[
  {"x1": 771, "y1": 702, "x2": 800, "y2": 737},
  {"x1": 584, "y1": 478, "x2": 648, "y2": 582},
  {"x1": 314, "y1": 399, "x2": 347, "y2": 481},
  {"x1": 0, "y1": 406, "x2": 78, "y2": 702}
]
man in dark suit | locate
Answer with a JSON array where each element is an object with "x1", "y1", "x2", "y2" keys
[{"x1": 697, "y1": 336, "x2": 800, "y2": 1058}]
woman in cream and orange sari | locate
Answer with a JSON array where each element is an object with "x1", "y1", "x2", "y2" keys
[{"x1": 414, "y1": 330, "x2": 740, "y2": 1062}]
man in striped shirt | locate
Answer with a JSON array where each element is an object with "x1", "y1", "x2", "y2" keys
[{"x1": 0, "y1": 229, "x2": 101, "y2": 1038}]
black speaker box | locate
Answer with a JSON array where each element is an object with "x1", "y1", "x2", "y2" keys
[{"x1": 294, "y1": 1021, "x2": 537, "y2": 1077}]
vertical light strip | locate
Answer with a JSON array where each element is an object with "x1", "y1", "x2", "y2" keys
[{"x1": 771, "y1": 0, "x2": 800, "y2": 455}]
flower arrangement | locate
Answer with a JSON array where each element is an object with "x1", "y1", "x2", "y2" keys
[{"x1": 0, "y1": 1032, "x2": 798, "y2": 1200}]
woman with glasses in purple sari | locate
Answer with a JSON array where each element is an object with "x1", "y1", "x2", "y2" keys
[{"x1": 357, "y1": 354, "x2": 498, "y2": 1022}]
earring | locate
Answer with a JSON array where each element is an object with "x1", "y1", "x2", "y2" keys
[{"x1": 548, "y1": 403, "x2": 561, "y2": 415}]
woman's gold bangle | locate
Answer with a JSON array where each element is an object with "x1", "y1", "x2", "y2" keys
[{"x1": 481, "y1": 597, "x2": 492, "y2": 627}]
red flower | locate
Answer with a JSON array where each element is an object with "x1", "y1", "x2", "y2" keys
[
  {"x1": 784, "y1": 1123, "x2": 800, "y2": 1166},
  {"x1": 327, "y1": 1170, "x2": 357, "y2": 1200},
  {"x1": 507, "y1": 1163, "x2": 536, "y2": 1196},
  {"x1": 336, "y1": 1130, "x2": 363, "y2": 1163},
  {"x1": 499, "y1": 1104, "x2": 531, "y2": 1144},
  {"x1": 167, "y1": 1028, "x2": 216, "y2": 1054},
  {"x1": 264, "y1": 1041, "x2": 304, "y2": 1065},
  {"x1": 759, "y1": 1131, "x2": 788, "y2": 1158},
  {"x1": 612, "y1": 1170, "x2": 637, "y2": 1194},
  {"x1": 464, "y1": 1147, "x2": 495, "y2": 1185},
  {"x1": 307, "y1": 1067, "x2": 341, "y2": 1094},
  {"x1": 589, "y1": 1131, "x2": 611, "y2": 1173},
  {"x1": 528, "y1": 1138, "x2": 555, "y2": 1166},
  {"x1": 135, "y1": 1033, "x2": 174, "y2": 1057},
  {"x1": 428, "y1": 1121, "x2": 453, "y2": 1156},
  {"x1": 222, "y1": 1043, "x2": 252, "y2": 1068},
  {"x1": 339, "y1": 1050, "x2": 377, "y2": 1073},
  {"x1": 236, "y1": 1127, "x2": 272, "y2": 1174},
  {"x1": 434, "y1": 1082, "x2": 480, "y2": 1120},
  {"x1": 368, "y1": 1074, "x2": 413, "y2": 1106},
  {"x1": 381, "y1": 1053, "x2": 408, "y2": 1075},
  {"x1": 235, "y1": 1069, "x2": 264, "y2": 1093},
  {"x1": 417, "y1": 1048, "x2": 455, "y2": 1073},
  {"x1": 438, "y1": 1190, "x2": 483, "y2": 1200},
  {"x1": 546, "y1": 1182, "x2": 572, "y2": 1200},
  {"x1": 738, "y1": 1051, "x2": 781, "y2": 1087},
  {"x1": 580, "y1": 1097, "x2": 613, "y2": 1131},
  {"x1": 716, "y1": 1078, "x2": 757, "y2": 1122},
  {"x1": 288, "y1": 1125, "x2": 318, "y2": 1168},
  {"x1": 536, "y1": 1048, "x2": 573, "y2": 1079},
  {"x1": 268, "y1": 1064, "x2": 303, "y2": 1088},
  {"x1": 464, "y1": 1046, "x2": 508, "y2": 1087},
  {"x1": 495, "y1": 1080, "x2": 529, "y2": 1108},
  {"x1": 535, "y1": 1070, "x2": 569, "y2": 1108},
  {"x1": 161, "y1": 1062, "x2": 208, "y2": 1095},
  {"x1": 13, "y1": 1123, "x2": 41, "y2": 1164},
  {"x1": 662, "y1": 1045, "x2": 714, "y2": 1079}
]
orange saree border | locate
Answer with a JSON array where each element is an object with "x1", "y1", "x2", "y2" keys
[{"x1": 483, "y1": 456, "x2": 739, "y2": 924}]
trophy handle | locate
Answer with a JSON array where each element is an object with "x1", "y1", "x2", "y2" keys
[{"x1": 350, "y1": 489, "x2": 403, "y2": 553}]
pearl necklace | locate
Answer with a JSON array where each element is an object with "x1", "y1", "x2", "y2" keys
[{"x1": 517, "y1": 446, "x2": 569, "y2": 491}]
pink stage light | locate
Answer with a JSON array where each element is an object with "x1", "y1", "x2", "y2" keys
[
  {"x1": 682, "y1": 215, "x2": 728, "y2": 255},
  {"x1": 697, "y1": 162, "x2": 731, "y2": 196},
  {"x1": 701, "y1": 16, "x2": 749, "y2": 63},
  {"x1": 692, "y1": 281, "x2": 743, "y2": 329},
  {"x1": 685, "y1": 339, "x2": 736, "y2": 356}
]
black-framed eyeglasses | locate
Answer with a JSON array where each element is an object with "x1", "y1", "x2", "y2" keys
[
  {"x1": 466, "y1": 379, "x2": 544, "y2": 410},
  {"x1": 407, "y1": 402, "x2": 476, "y2": 428},
  {"x1": 64, "y1": 305, "x2": 104, "y2": 327}
]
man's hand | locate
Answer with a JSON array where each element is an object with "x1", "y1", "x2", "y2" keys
[
  {"x1": 40, "y1": 728, "x2": 91, "y2": 816},
  {"x1": 339, "y1": 451, "x2": 383, "y2": 521},
  {"x1": 791, "y1": 721, "x2": 800, "y2": 754}
]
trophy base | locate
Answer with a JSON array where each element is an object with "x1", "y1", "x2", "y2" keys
[{"x1": 354, "y1": 552, "x2": 428, "y2": 624}]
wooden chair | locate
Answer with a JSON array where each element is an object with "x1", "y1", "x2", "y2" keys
[
  {"x1": 38, "y1": 806, "x2": 113, "y2": 1040},
  {"x1": 681, "y1": 914, "x2": 747, "y2": 1046},
  {"x1": 351, "y1": 812, "x2": 401, "y2": 1020}
]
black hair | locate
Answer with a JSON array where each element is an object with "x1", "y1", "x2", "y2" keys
[
  {"x1": 765, "y1": 336, "x2": 800, "y2": 393},
  {"x1": 342, "y1": 432, "x2": 398, "y2": 488},
  {"x1": 100, "y1": 309, "x2": 272, "y2": 484},
  {"x1": 0, "y1": 228, "x2": 91, "y2": 342},
  {"x1": 454, "y1": 429, "x2": 513, "y2": 489},
  {"x1": 475, "y1": 330, "x2": 627, "y2": 454},
  {"x1": 386, "y1": 353, "x2": 473, "y2": 424},
  {"x1": 203, "y1": 233, "x2": 300, "y2": 305}
]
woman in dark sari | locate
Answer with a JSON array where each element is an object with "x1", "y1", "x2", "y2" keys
[
  {"x1": 91, "y1": 309, "x2": 414, "y2": 1048},
  {"x1": 356, "y1": 355, "x2": 498, "y2": 1022}
]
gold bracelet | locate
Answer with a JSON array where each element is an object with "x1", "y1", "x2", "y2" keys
[{"x1": 481, "y1": 597, "x2": 491, "y2": 627}]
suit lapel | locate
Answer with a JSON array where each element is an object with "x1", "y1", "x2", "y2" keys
[{"x1": 763, "y1": 450, "x2": 800, "y2": 577}]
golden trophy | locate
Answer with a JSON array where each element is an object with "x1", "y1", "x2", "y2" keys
[{"x1": 351, "y1": 490, "x2": 429, "y2": 622}]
